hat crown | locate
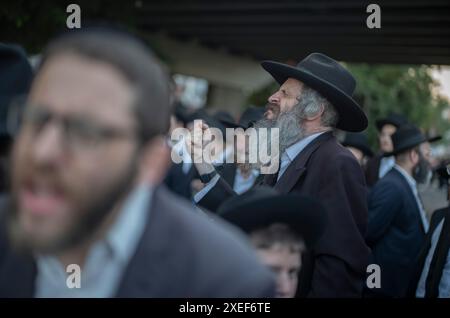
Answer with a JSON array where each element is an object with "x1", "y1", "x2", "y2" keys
[
  {"x1": 391, "y1": 124, "x2": 426, "y2": 153},
  {"x1": 297, "y1": 53, "x2": 355, "y2": 95}
]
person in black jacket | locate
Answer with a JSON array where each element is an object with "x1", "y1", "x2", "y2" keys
[
  {"x1": 409, "y1": 164, "x2": 450, "y2": 298},
  {"x1": 191, "y1": 53, "x2": 370, "y2": 297},
  {"x1": 365, "y1": 113, "x2": 408, "y2": 187},
  {"x1": 366, "y1": 125, "x2": 434, "y2": 297}
]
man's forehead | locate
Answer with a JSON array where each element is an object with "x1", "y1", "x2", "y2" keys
[
  {"x1": 420, "y1": 142, "x2": 431, "y2": 151},
  {"x1": 30, "y1": 53, "x2": 136, "y2": 119},
  {"x1": 280, "y1": 78, "x2": 303, "y2": 91}
]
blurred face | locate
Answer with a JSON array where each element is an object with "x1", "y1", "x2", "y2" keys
[
  {"x1": 9, "y1": 54, "x2": 141, "y2": 253},
  {"x1": 256, "y1": 245, "x2": 301, "y2": 298},
  {"x1": 413, "y1": 142, "x2": 433, "y2": 184},
  {"x1": 266, "y1": 78, "x2": 303, "y2": 120},
  {"x1": 420, "y1": 142, "x2": 432, "y2": 164},
  {"x1": 379, "y1": 124, "x2": 397, "y2": 153}
]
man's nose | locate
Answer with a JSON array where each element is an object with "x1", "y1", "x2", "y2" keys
[
  {"x1": 32, "y1": 123, "x2": 65, "y2": 165},
  {"x1": 268, "y1": 91, "x2": 280, "y2": 104},
  {"x1": 276, "y1": 272, "x2": 291, "y2": 298}
]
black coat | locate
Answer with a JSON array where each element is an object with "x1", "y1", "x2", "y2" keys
[
  {"x1": 163, "y1": 162, "x2": 198, "y2": 199},
  {"x1": 366, "y1": 168, "x2": 426, "y2": 298},
  {"x1": 199, "y1": 131, "x2": 370, "y2": 297},
  {"x1": 0, "y1": 186, "x2": 275, "y2": 297},
  {"x1": 408, "y1": 206, "x2": 450, "y2": 298}
]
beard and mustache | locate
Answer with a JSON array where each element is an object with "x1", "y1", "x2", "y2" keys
[
  {"x1": 413, "y1": 151, "x2": 432, "y2": 185},
  {"x1": 247, "y1": 102, "x2": 307, "y2": 171},
  {"x1": 7, "y1": 152, "x2": 139, "y2": 255}
]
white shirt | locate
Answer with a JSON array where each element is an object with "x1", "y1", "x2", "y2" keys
[
  {"x1": 393, "y1": 165, "x2": 429, "y2": 232},
  {"x1": 379, "y1": 156, "x2": 395, "y2": 179}
]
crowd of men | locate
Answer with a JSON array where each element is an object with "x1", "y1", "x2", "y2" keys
[{"x1": 0, "y1": 27, "x2": 449, "y2": 298}]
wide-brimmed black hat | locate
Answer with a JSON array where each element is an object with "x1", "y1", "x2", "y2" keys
[
  {"x1": 384, "y1": 124, "x2": 430, "y2": 157},
  {"x1": 217, "y1": 187, "x2": 328, "y2": 249},
  {"x1": 0, "y1": 44, "x2": 33, "y2": 138},
  {"x1": 375, "y1": 113, "x2": 409, "y2": 131},
  {"x1": 213, "y1": 110, "x2": 239, "y2": 129},
  {"x1": 238, "y1": 106, "x2": 265, "y2": 129},
  {"x1": 261, "y1": 53, "x2": 367, "y2": 132},
  {"x1": 342, "y1": 132, "x2": 373, "y2": 157},
  {"x1": 188, "y1": 109, "x2": 227, "y2": 139}
]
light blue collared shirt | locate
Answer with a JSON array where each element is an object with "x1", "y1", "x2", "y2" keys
[
  {"x1": 393, "y1": 165, "x2": 429, "y2": 232},
  {"x1": 233, "y1": 168, "x2": 260, "y2": 194},
  {"x1": 416, "y1": 219, "x2": 450, "y2": 298},
  {"x1": 277, "y1": 131, "x2": 327, "y2": 181},
  {"x1": 35, "y1": 184, "x2": 152, "y2": 298},
  {"x1": 379, "y1": 156, "x2": 395, "y2": 179}
]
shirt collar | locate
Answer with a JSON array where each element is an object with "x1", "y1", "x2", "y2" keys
[
  {"x1": 105, "y1": 183, "x2": 153, "y2": 264},
  {"x1": 37, "y1": 183, "x2": 152, "y2": 268},
  {"x1": 284, "y1": 131, "x2": 328, "y2": 162}
]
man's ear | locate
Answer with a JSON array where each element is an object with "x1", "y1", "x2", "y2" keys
[
  {"x1": 410, "y1": 148, "x2": 419, "y2": 165},
  {"x1": 137, "y1": 135, "x2": 171, "y2": 186},
  {"x1": 306, "y1": 104, "x2": 325, "y2": 122}
]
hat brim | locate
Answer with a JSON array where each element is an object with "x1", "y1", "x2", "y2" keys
[
  {"x1": 375, "y1": 119, "x2": 402, "y2": 131},
  {"x1": 342, "y1": 142, "x2": 374, "y2": 157},
  {"x1": 384, "y1": 134, "x2": 428, "y2": 157},
  {"x1": 218, "y1": 194, "x2": 327, "y2": 249},
  {"x1": 428, "y1": 135, "x2": 442, "y2": 143},
  {"x1": 261, "y1": 61, "x2": 368, "y2": 132}
]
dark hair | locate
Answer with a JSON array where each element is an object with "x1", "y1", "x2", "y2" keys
[
  {"x1": 37, "y1": 28, "x2": 171, "y2": 142},
  {"x1": 250, "y1": 223, "x2": 305, "y2": 253}
]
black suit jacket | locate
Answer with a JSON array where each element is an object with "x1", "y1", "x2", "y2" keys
[
  {"x1": 164, "y1": 162, "x2": 198, "y2": 199},
  {"x1": 366, "y1": 168, "x2": 426, "y2": 298},
  {"x1": 198, "y1": 131, "x2": 370, "y2": 297},
  {"x1": 408, "y1": 206, "x2": 450, "y2": 298},
  {"x1": 0, "y1": 186, "x2": 275, "y2": 297}
]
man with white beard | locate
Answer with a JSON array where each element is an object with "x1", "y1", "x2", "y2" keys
[{"x1": 191, "y1": 53, "x2": 370, "y2": 297}]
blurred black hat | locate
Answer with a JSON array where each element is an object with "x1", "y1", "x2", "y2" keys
[
  {"x1": 385, "y1": 124, "x2": 443, "y2": 157},
  {"x1": 342, "y1": 132, "x2": 373, "y2": 157},
  {"x1": 217, "y1": 187, "x2": 328, "y2": 249},
  {"x1": 188, "y1": 109, "x2": 227, "y2": 139},
  {"x1": 375, "y1": 113, "x2": 409, "y2": 131},
  {"x1": 0, "y1": 44, "x2": 33, "y2": 139},
  {"x1": 213, "y1": 110, "x2": 239, "y2": 129},
  {"x1": 238, "y1": 106, "x2": 265, "y2": 129}
]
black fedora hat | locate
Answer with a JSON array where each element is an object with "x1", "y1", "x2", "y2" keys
[
  {"x1": 342, "y1": 132, "x2": 374, "y2": 157},
  {"x1": 375, "y1": 113, "x2": 409, "y2": 131},
  {"x1": 0, "y1": 44, "x2": 33, "y2": 138},
  {"x1": 238, "y1": 106, "x2": 265, "y2": 129},
  {"x1": 213, "y1": 110, "x2": 240, "y2": 129},
  {"x1": 217, "y1": 187, "x2": 328, "y2": 249},
  {"x1": 261, "y1": 53, "x2": 367, "y2": 132},
  {"x1": 384, "y1": 124, "x2": 428, "y2": 157}
]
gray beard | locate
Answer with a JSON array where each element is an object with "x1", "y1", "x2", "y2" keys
[
  {"x1": 254, "y1": 108, "x2": 306, "y2": 157},
  {"x1": 250, "y1": 108, "x2": 306, "y2": 171}
]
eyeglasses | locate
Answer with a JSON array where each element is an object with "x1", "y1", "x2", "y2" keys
[{"x1": 12, "y1": 104, "x2": 139, "y2": 152}]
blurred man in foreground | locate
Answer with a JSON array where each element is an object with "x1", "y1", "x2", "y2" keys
[{"x1": 0, "y1": 28, "x2": 274, "y2": 297}]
